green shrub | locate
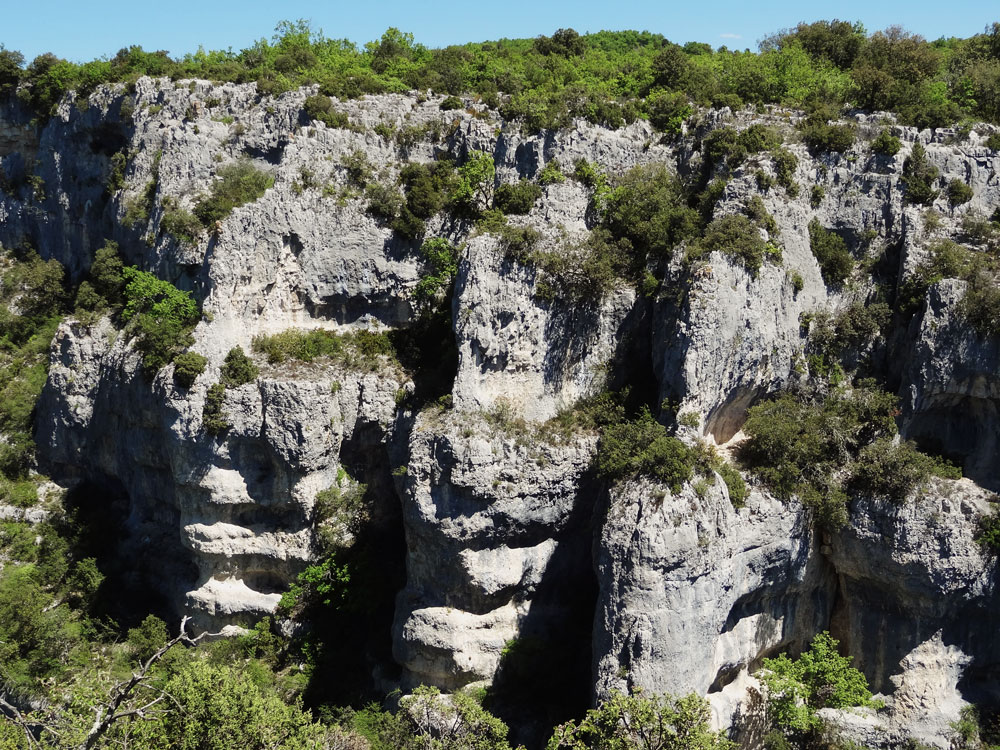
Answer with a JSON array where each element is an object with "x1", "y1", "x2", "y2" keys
[
  {"x1": 126, "y1": 614, "x2": 168, "y2": 662},
  {"x1": 962, "y1": 265, "x2": 1000, "y2": 338},
  {"x1": 901, "y1": 142, "x2": 940, "y2": 206},
  {"x1": 807, "y1": 219, "x2": 853, "y2": 286},
  {"x1": 717, "y1": 461, "x2": 748, "y2": 508},
  {"x1": 896, "y1": 239, "x2": 977, "y2": 315},
  {"x1": 365, "y1": 181, "x2": 403, "y2": 222},
  {"x1": 203, "y1": 383, "x2": 230, "y2": 435},
  {"x1": 798, "y1": 113, "x2": 855, "y2": 154},
  {"x1": 758, "y1": 632, "x2": 878, "y2": 735},
  {"x1": 549, "y1": 691, "x2": 734, "y2": 750},
  {"x1": 340, "y1": 149, "x2": 373, "y2": 188},
  {"x1": 601, "y1": 163, "x2": 700, "y2": 261},
  {"x1": 220, "y1": 345, "x2": 259, "y2": 387},
  {"x1": 947, "y1": 178, "x2": 974, "y2": 208},
  {"x1": 172, "y1": 351, "x2": 207, "y2": 388},
  {"x1": 871, "y1": 128, "x2": 901, "y2": 156},
  {"x1": 849, "y1": 438, "x2": 956, "y2": 500},
  {"x1": 744, "y1": 195, "x2": 778, "y2": 235},
  {"x1": 537, "y1": 159, "x2": 566, "y2": 186},
  {"x1": 89, "y1": 242, "x2": 125, "y2": 303},
  {"x1": 740, "y1": 384, "x2": 938, "y2": 528},
  {"x1": 160, "y1": 200, "x2": 202, "y2": 245},
  {"x1": 596, "y1": 410, "x2": 692, "y2": 492},
  {"x1": 121, "y1": 267, "x2": 200, "y2": 371},
  {"x1": 987, "y1": 133, "x2": 1000, "y2": 151},
  {"x1": 193, "y1": 159, "x2": 273, "y2": 226},
  {"x1": 493, "y1": 180, "x2": 542, "y2": 215},
  {"x1": 688, "y1": 214, "x2": 776, "y2": 278},
  {"x1": 413, "y1": 237, "x2": 459, "y2": 307},
  {"x1": 439, "y1": 95, "x2": 463, "y2": 110},
  {"x1": 810, "y1": 185, "x2": 825, "y2": 208},
  {"x1": 977, "y1": 505, "x2": 1000, "y2": 554},
  {"x1": 646, "y1": 89, "x2": 691, "y2": 134},
  {"x1": 771, "y1": 148, "x2": 798, "y2": 192}
]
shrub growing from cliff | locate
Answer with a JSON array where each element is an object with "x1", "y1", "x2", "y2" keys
[
  {"x1": 494, "y1": 180, "x2": 543, "y2": 215},
  {"x1": 548, "y1": 690, "x2": 734, "y2": 750},
  {"x1": 758, "y1": 631, "x2": 878, "y2": 736},
  {"x1": 172, "y1": 351, "x2": 207, "y2": 389},
  {"x1": 901, "y1": 142, "x2": 940, "y2": 206},
  {"x1": 121, "y1": 267, "x2": 200, "y2": 371},
  {"x1": 203, "y1": 382, "x2": 230, "y2": 435},
  {"x1": 741, "y1": 383, "x2": 954, "y2": 527},
  {"x1": 220, "y1": 345, "x2": 259, "y2": 387},
  {"x1": 597, "y1": 410, "x2": 693, "y2": 492},
  {"x1": 193, "y1": 159, "x2": 274, "y2": 227},
  {"x1": 807, "y1": 219, "x2": 853, "y2": 286},
  {"x1": 251, "y1": 327, "x2": 400, "y2": 373},
  {"x1": 687, "y1": 213, "x2": 780, "y2": 278}
]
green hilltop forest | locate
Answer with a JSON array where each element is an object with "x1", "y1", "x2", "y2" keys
[
  {"x1": 1, "y1": 19, "x2": 999, "y2": 131},
  {"x1": 1, "y1": 17, "x2": 1000, "y2": 750}
]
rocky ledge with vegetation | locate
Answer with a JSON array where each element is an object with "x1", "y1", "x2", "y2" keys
[{"x1": 1, "y1": 19, "x2": 1000, "y2": 750}]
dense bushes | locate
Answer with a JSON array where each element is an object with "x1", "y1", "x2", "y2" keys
[
  {"x1": 596, "y1": 410, "x2": 693, "y2": 492},
  {"x1": 807, "y1": 219, "x2": 853, "y2": 286},
  {"x1": 120, "y1": 266, "x2": 200, "y2": 371},
  {"x1": 172, "y1": 351, "x2": 207, "y2": 388},
  {"x1": 901, "y1": 142, "x2": 940, "y2": 206},
  {"x1": 193, "y1": 159, "x2": 273, "y2": 227},
  {"x1": 758, "y1": 632, "x2": 878, "y2": 737},
  {"x1": 493, "y1": 180, "x2": 542, "y2": 214},
  {"x1": 220, "y1": 345, "x2": 259, "y2": 386},
  {"x1": 4, "y1": 20, "x2": 1000, "y2": 132},
  {"x1": 687, "y1": 213, "x2": 780, "y2": 277},
  {"x1": 741, "y1": 384, "x2": 956, "y2": 527},
  {"x1": 549, "y1": 690, "x2": 734, "y2": 750}
]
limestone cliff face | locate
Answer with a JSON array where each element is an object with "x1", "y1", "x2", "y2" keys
[{"x1": 4, "y1": 79, "x2": 1000, "y2": 745}]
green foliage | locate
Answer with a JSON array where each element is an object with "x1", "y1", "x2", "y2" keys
[
  {"x1": 251, "y1": 327, "x2": 399, "y2": 371},
  {"x1": 597, "y1": 410, "x2": 693, "y2": 492},
  {"x1": 771, "y1": 148, "x2": 799, "y2": 193},
  {"x1": 126, "y1": 614, "x2": 168, "y2": 662},
  {"x1": 3, "y1": 19, "x2": 995, "y2": 131},
  {"x1": 439, "y1": 94, "x2": 463, "y2": 110},
  {"x1": 547, "y1": 690, "x2": 734, "y2": 750},
  {"x1": 758, "y1": 632, "x2": 877, "y2": 735},
  {"x1": 538, "y1": 159, "x2": 566, "y2": 186},
  {"x1": 716, "y1": 460, "x2": 748, "y2": 508},
  {"x1": 130, "y1": 658, "x2": 328, "y2": 748},
  {"x1": 901, "y1": 142, "x2": 940, "y2": 206},
  {"x1": 808, "y1": 219, "x2": 853, "y2": 286},
  {"x1": 688, "y1": 214, "x2": 777, "y2": 278},
  {"x1": 948, "y1": 178, "x2": 974, "y2": 208},
  {"x1": 494, "y1": 180, "x2": 542, "y2": 215},
  {"x1": 976, "y1": 505, "x2": 1000, "y2": 553},
  {"x1": 646, "y1": 89, "x2": 691, "y2": 134},
  {"x1": 987, "y1": 133, "x2": 1000, "y2": 151},
  {"x1": 850, "y1": 438, "x2": 960, "y2": 499},
  {"x1": 601, "y1": 163, "x2": 700, "y2": 261},
  {"x1": 740, "y1": 383, "x2": 946, "y2": 527},
  {"x1": 160, "y1": 200, "x2": 203, "y2": 245},
  {"x1": 450, "y1": 151, "x2": 495, "y2": 216},
  {"x1": 798, "y1": 110, "x2": 855, "y2": 154},
  {"x1": 279, "y1": 555, "x2": 351, "y2": 612},
  {"x1": 897, "y1": 239, "x2": 977, "y2": 314},
  {"x1": 340, "y1": 149, "x2": 374, "y2": 188},
  {"x1": 121, "y1": 266, "x2": 200, "y2": 371},
  {"x1": 203, "y1": 382, "x2": 230, "y2": 435},
  {"x1": 220, "y1": 345, "x2": 259, "y2": 387},
  {"x1": 870, "y1": 128, "x2": 901, "y2": 156},
  {"x1": 193, "y1": 159, "x2": 274, "y2": 227},
  {"x1": 172, "y1": 351, "x2": 207, "y2": 388},
  {"x1": 414, "y1": 237, "x2": 459, "y2": 307}
]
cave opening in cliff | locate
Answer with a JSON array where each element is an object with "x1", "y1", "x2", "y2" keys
[
  {"x1": 61, "y1": 475, "x2": 186, "y2": 630},
  {"x1": 295, "y1": 424, "x2": 407, "y2": 708}
]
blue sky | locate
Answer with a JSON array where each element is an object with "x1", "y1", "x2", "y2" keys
[{"x1": 3, "y1": 0, "x2": 997, "y2": 64}]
